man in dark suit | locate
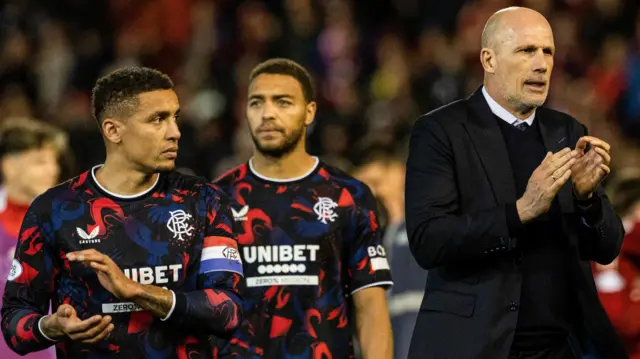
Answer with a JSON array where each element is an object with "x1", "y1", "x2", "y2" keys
[{"x1": 406, "y1": 6, "x2": 628, "y2": 359}]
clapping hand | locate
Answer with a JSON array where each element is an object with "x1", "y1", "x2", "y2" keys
[
  {"x1": 571, "y1": 136, "x2": 611, "y2": 200},
  {"x1": 67, "y1": 249, "x2": 140, "y2": 300},
  {"x1": 40, "y1": 304, "x2": 113, "y2": 343}
]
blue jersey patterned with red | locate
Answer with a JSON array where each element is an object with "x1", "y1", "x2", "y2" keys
[
  {"x1": 215, "y1": 158, "x2": 393, "y2": 359},
  {"x1": 1, "y1": 166, "x2": 244, "y2": 359}
]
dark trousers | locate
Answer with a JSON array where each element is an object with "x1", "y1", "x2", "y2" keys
[{"x1": 509, "y1": 338, "x2": 579, "y2": 359}]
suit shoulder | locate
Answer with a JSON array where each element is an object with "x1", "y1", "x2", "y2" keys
[
  {"x1": 409, "y1": 99, "x2": 469, "y2": 145},
  {"x1": 414, "y1": 99, "x2": 467, "y2": 128}
]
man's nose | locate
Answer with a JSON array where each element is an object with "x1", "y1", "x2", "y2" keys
[
  {"x1": 262, "y1": 101, "x2": 276, "y2": 120},
  {"x1": 532, "y1": 49, "x2": 548, "y2": 73},
  {"x1": 167, "y1": 119, "x2": 181, "y2": 141}
]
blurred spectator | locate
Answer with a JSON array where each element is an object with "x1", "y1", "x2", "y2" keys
[
  {"x1": 0, "y1": 118, "x2": 70, "y2": 359},
  {"x1": 353, "y1": 152, "x2": 427, "y2": 359},
  {"x1": 1, "y1": 0, "x2": 639, "y2": 180},
  {"x1": 593, "y1": 169, "x2": 640, "y2": 359}
]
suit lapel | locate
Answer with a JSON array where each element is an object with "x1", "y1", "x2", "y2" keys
[
  {"x1": 537, "y1": 111, "x2": 574, "y2": 212},
  {"x1": 463, "y1": 88, "x2": 517, "y2": 205}
]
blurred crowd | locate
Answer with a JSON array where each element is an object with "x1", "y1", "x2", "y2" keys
[
  {"x1": 3, "y1": 0, "x2": 640, "y2": 358},
  {"x1": 2, "y1": 0, "x2": 640, "y2": 174}
]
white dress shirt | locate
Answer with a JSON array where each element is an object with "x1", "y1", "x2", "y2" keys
[{"x1": 481, "y1": 86, "x2": 535, "y2": 127}]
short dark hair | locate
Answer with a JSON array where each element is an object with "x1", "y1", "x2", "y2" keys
[
  {"x1": 91, "y1": 67, "x2": 174, "y2": 125},
  {"x1": 0, "y1": 118, "x2": 68, "y2": 159},
  {"x1": 249, "y1": 58, "x2": 315, "y2": 102}
]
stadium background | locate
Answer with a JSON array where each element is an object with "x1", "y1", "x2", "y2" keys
[{"x1": 2, "y1": 0, "x2": 640, "y2": 358}]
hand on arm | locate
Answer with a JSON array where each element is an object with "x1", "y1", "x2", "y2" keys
[
  {"x1": 66, "y1": 247, "x2": 243, "y2": 335},
  {"x1": 66, "y1": 184, "x2": 246, "y2": 335},
  {"x1": 353, "y1": 287, "x2": 393, "y2": 359},
  {"x1": 66, "y1": 249, "x2": 175, "y2": 319}
]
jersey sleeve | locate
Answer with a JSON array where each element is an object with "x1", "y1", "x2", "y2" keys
[
  {"x1": 1, "y1": 197, "x2": 57, "y2": 355},
  {"x1": 162, "y1": 184, "x2": 244, "y2": 336},
  {"x1": 345, "y1": 185, "x2": 394, "y2": 295}
]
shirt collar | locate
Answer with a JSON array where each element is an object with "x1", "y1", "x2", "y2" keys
[{"x1": 481, "y1": 86, "x2": 535, "y2": 126}]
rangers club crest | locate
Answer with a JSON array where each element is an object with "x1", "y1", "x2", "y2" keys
[
  {"x1": 167, "y1": 210, "x2": 194, "y2": 241},
  {"x1": 313, "y1": 197, "x2": 338, "y2": 224}
]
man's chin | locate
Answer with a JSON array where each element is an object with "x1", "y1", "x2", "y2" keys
[
  {"x1": 257, "y1": 138, "x2": 284, "y2": 150},
  {"x1": 154, "y1": 161, "x2": 176, "y2": 173},
  {"x1": 525, "y1": 93, "x2": 548, "y2": 108},
  {"x1": 256, "y1": 141, "x2": 289, "y2": 156}
]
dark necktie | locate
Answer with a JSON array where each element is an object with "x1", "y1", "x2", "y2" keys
[{"x1": 514, "y1": 122, "x2": 529, "y2": 131}]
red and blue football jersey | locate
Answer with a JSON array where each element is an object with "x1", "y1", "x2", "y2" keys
[
  {"x1": 215, "y1": 158, "x2": 393, "y2": 359},
  {"x1": 1, "y1": 166, "x2": 244, "y2": 358}
]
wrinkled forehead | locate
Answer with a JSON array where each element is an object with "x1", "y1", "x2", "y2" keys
[{"x1": 500, "y1": 20, "x2": 555, "y2": 50}]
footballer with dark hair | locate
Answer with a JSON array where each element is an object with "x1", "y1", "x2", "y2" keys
[
  {"x1": 1, "y1": 67, "x2": 244, "y2": 358},
  {"x1": 215, "y1": 58, "x2": 394, "y2": 359}
]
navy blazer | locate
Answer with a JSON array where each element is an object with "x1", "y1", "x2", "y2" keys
[{"x1": 405, "y1": 87, "x2": 628, "y2": 359}]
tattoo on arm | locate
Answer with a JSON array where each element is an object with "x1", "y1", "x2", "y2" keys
[{"x1": 130, "y1": 285, "x2": 174, "y2": 318}]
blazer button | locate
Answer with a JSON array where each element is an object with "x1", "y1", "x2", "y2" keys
[{"x1": 509, "y1": 302, "x2": 519, "y2": 312}]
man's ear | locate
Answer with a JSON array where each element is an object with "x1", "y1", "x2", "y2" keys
[
  {"x1": 102, "y1": 118, "x2": 124, "y2": 144},
  {"x1": 480, "y1": 48, "x2": 497, "y2": 74},
  {"x1": 304, "y1": 101, "x2": 317, "y2": 126}
]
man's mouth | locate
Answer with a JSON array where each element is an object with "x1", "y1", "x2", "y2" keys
[
  {"x1": 524, "y1": 80, "x2": 547, "y2": 91},
  {"x1": 257, "y1": 128, "x2": 284, "y2": 137},
  {"x1": 258, "y1": 127, "x2": 283, "y2": 133},
  {"x1": 162, "y1": 147, "x2": 178, "y2": 158}
]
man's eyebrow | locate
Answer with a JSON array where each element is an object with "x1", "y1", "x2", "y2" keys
[
  {"x1": 149, "y1": 110, "x2": 172, "y2": 119},
  {"x1": 248, "y1": 94, "x2": 295, "y2": 100}
]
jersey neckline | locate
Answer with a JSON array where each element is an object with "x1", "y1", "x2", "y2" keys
[
  {"x1": 90, "y1": 164, "x2": 161, "y2": 200},
  {"x1": 247, "y1": 156, "x2": 321, "y2": 184}
]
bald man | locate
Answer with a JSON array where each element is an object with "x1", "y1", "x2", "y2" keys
[{"x1": 405, "y1": 7, "x2": 628, "y2": 359}]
